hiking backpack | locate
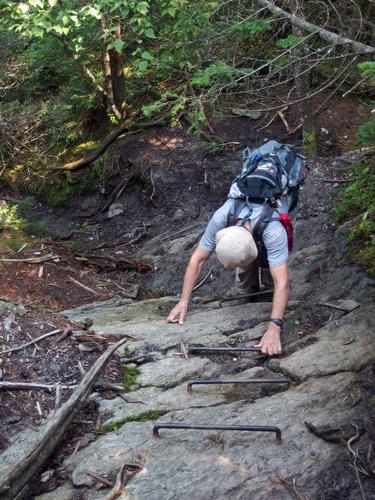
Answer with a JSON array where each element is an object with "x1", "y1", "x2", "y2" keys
[
  {"x1": 228, "y1": 140, "x2": 309, "y2": 254},
  {"x1": 235, "y1": 139, "x2": 308, "y2": 202}
]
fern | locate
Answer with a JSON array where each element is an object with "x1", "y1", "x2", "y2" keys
[
  {"x1": 229, "y1": 20, "x2": 271, "y2": 41},
  {"x1": 191, "y1": 62, "x2": 236, "y2": 87}
]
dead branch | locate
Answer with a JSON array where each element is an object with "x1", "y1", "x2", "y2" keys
[
  {"x1": 78, "y1": 253, "x2": 152, "y2": 273},
  {"x1": 68, "y1": 276, "x2": 101, "y2": 296},
  {"x1": 87, "y1": 472, "x2": 113, "y2": 487},
  {"x1": 193, "y1": 266, "x2": 215, "y2": 292},
  {"x1": 57, "y1": 113, "x2": 169, "y2": 172},
  {"x1": 0, "y1": 254, "x2": 59, "y2": 264},
  {"x1": 0, "y1": 337, "x2": 127, "y2": 500},
  {"x1": 0, "y1": 329, "x2": 62, "y2": 356},
  {"x1": 256, "y1": 0, "x2": 375, "y2": 54},
  {"x1": 0, "y1": 380, "x2": 126, "y2": 393}
]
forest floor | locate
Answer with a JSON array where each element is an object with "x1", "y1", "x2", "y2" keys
[{"x1": 0, "y1": 95, "x2": 373, "y2": 497}]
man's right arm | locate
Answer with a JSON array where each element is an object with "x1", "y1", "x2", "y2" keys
[{"x1": 167, "y1": 245, "x2": 211, "y2": 325}]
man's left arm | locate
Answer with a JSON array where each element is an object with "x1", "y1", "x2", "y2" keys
[{"x1": 254, "y1": 262, "x2": 289, "y2": 356}]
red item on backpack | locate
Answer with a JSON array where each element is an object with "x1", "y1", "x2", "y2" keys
[{"x1": 279, "y1": 213, "x2": 294, "y2": 252}]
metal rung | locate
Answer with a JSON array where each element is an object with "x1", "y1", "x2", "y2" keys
[
  {"x1": 187, "y1": 378, "x2": 290, "y2": 393},
  {"x1": 153, "y1": 423, "x2": 282, "y2": 442},
  {"x1": 188, "y1": 347, "x2": 261, "y2": 354}
]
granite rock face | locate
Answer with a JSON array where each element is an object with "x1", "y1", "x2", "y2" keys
[{"x1": 2, "y1": 233, "x2": 375, "y2": 499}]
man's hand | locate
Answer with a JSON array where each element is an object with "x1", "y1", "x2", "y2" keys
[
  {"x1": 166, "y1": 246, "x2": 211, "y2": 327},
  {"x1": 167, "y1": 302, "x2": 188, "y2": 325},
  {"x1": 254, "y1": 322, "x2": 282, "y2": 356}
]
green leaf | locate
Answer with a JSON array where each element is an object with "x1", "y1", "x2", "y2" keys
[
  {"x1": 144, "y1": 27, "x2": 156, "y2": 39},
  {"x1": 88, "y1": 6, "x2": 101, "y2": 19},
  {"x1": 18, "y1": 3, "x2": 30, "y2": 14},
  {"x1": 30, "y1": 0, "x2": 44, "y2": 8},
  {"x1": 137, "y1": 1, "x2": 149, "y2": 15},
  {"x1": 110, "y1": 40, "x2": 125, "y2": 53},
  {"x1": 162, "y1": 7, "x2": 176, "y2": 17},
  {"x1": 138, "y1": 60, "x2": 148, "y2": 71},
  {"x1": 276, "y1": 35, "x2": 300, "y2": 49},
  {"x1": 141, "y1": 50, "x2": 153, "y2": 61}
]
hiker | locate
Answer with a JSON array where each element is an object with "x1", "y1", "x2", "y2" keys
[{"x1": 167, "y1": 140, "x2": 307, "y2": 357}]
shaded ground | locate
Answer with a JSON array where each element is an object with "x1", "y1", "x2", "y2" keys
[{"x1": 0, "y1": 96, "x2": 373, "y2": 498}]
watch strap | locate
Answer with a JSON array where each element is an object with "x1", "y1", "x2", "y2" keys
[{"x1": 270, "y1": 318, "x2": 283, "y2": 329}]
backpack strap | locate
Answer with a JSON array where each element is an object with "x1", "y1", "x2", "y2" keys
[
  {"x1": 227, "y1": 198, "x2": 248, "y2": 227},
  {"x1": 252, "y1": 202, "x2": 277, "y2": 241}
]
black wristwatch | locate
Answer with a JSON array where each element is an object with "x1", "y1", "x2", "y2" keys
[{"x1": 270, "y1": 318, "x2": 283, "y2": 329}]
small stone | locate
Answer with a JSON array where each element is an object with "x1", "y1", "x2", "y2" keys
[
  {"x1": 107, "y1": 202, "x2": 124, "y2": 219},
  {"x1": 77, "y1": 342, "x2": 100, "y2": 352},
  {"x1": 40, "y1": 470, "x2": 54, "y2": 483}
]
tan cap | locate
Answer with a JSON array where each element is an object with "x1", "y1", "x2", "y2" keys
[{"x1": 215, "y1": 226, "x2": 258, "y2": 269}]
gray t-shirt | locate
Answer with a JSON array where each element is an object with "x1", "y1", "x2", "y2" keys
[{"x1": 199, "y1": 199, "x2": 288, "y2": 268}]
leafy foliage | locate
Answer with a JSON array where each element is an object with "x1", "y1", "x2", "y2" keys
[
  {"x1": 0, "y1": 0, "x2": 374, "y2": 203},
  {"x1": 229, "y1": 19, "x2": 271, "y2": 41}
]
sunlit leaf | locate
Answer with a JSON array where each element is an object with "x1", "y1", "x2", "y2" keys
[{"x1": 144, "y1": 27, "x2": 156, "y2": 39}]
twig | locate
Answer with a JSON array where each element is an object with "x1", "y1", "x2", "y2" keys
[
  {"x1": 278, "y1": 474, "x2": 309, "y2": 500},
  {"x1": 150, "y1": 169, "x2": 156, "y2": 200},
  {"x1": 347, "y1": 424, "x2": 367, "y2": 500},
  {"x1": 193, "y1": 266, "x2": 215, "y2": 292},
  {"x1": 105, "y1": 463, "x2": 144, "y2": 500},
  {"x1": 68, "y1": 276, "x2": 101, "y2": 296},
  {"x1": 317, "y1": 301, "x2": 351, "y2": 311},
  {"x1": 87, "y1": 472, "x2": 113, "y2": 487},
  {"x1": 0, "y1": 329, "x2": 61, "y2": 355},
  {"x1": 342, "y1": 75, "x2": 371, "y2": 97},
  {"x1": 320, "y1": 178, "x2": 351, "y2": 183},
  {"x1": 36, "y1": 401, "x2": 42, "y2": 417},
  {"x1": 77, "y1": 361, "x2": 86, "y2": 377},
  {"x1": 180, "y1": 342, "x2": 189, "y2": 360},
  {"x1": 70, "y1": 439, "x2": 81, "y2": 461},
  {"x1": 54, "y1": 384, "x2": 62, "y2": 412}
]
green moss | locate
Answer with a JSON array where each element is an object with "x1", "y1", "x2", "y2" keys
[
  {"x1": 333, "y1": 163, "x2": 375, "y2": 224},
  {"x1": 201, "y1": 141, "x2": 225, "y2": 156},
  {"x1": 101, "y1": 409, "x2": 170, "y2": 432},
  {"x1": 347, "y1": 214, "x2": 375, "y2": 276},
  {"x1": 122, "y1": 364, "x2": 139, "y2": 392},
  {"x1": 302, "y1": 129, "x2": 317, "y2": 155},
  {"x1": 333, "y1": 161, "x2": 375, "y2": 276}
]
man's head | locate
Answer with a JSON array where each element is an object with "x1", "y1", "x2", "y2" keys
[{"x1": 215, "y1": 226, "x2": 258, "y2": 269}]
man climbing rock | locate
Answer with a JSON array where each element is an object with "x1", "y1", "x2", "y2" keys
[
  {"x1": 167, "y1": 198, "x2": 289, "y2": 356},
  {"x1": 167, "y1": 140, "x2": 307, "y2": 357}
]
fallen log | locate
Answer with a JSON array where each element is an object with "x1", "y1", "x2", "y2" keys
[
  {"x1": 0, "y1": 337, "x2": 127, "y2": 499},
  {"x1": 0, "y1": 253, "x2": 59, "y2": 264}
]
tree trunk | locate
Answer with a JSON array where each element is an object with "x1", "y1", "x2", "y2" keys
[
  {"x1": 109, "y1": 23, "x2": 126, "y2": 113},
  {"x1": 291, "y1": 0, "x2": 316, "y2": 154},
  {"x1": 101, "y1": 18, "x2": 122, "y2": 120}
]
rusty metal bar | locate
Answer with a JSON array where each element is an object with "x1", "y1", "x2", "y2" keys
[
  {"x1": 153, "y1": 423, "x2": 282, "y2": 442},
  {"x1": 188, "y1": 347, "x2": 261, "y2": 354},
  {"x1": 187, "y1": 378, "x2": 290, "y2": 393}
]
